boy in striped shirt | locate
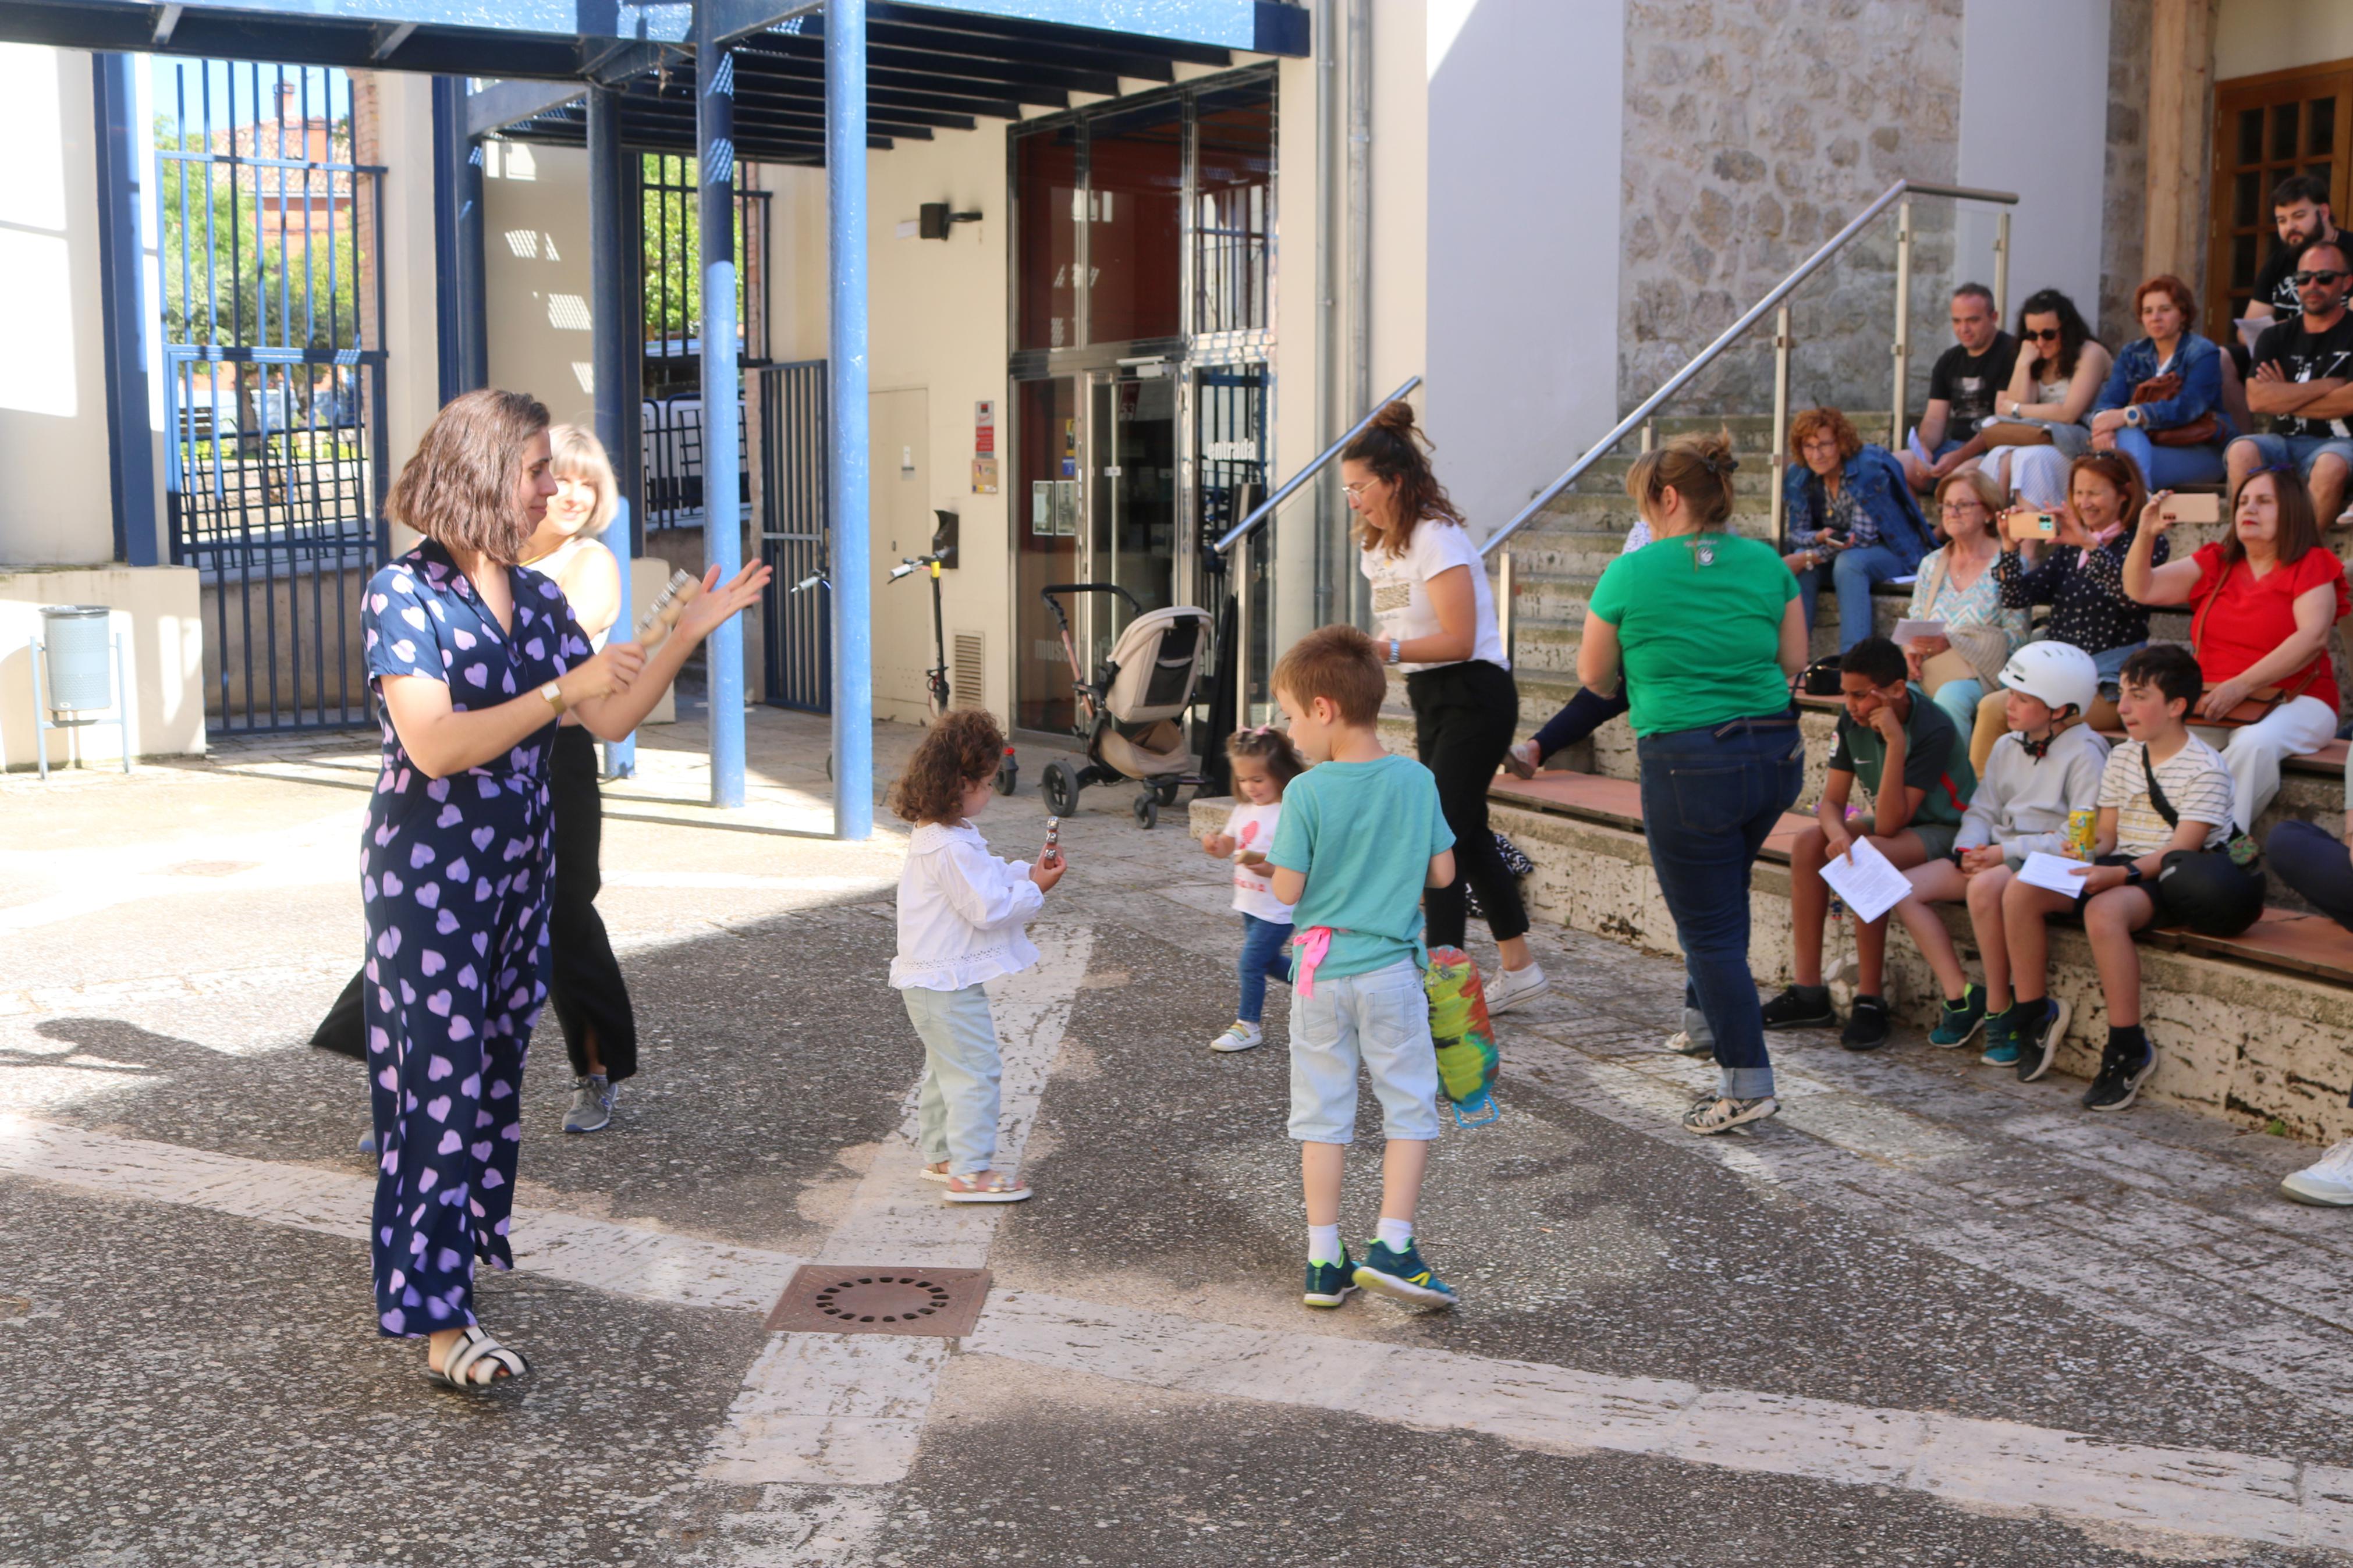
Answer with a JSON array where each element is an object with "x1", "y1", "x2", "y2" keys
[{"x1": 1999, "y1": 644, "x2": 2235, "y2": 1110}]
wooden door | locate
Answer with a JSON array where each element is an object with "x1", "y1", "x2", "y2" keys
[{"x1": 2208, "y1": 60, "x2": 2353, "y2": 336}]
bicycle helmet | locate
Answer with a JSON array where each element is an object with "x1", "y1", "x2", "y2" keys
[{"x1": 1997, "y1": 641, "x2": 2099, "y2": 719}]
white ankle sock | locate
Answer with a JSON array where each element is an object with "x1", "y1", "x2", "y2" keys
[
  {"x1": 1376, "y1": 1216, "x2": 1414, "y2": 1252},
  {"x1": 1307, "y1": 1224, "x2": 1341, "y2": 1265}
]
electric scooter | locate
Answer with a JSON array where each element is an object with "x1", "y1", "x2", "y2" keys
[{"x1": 888, "y1": 545, "x2": 1017, "y2": 795}]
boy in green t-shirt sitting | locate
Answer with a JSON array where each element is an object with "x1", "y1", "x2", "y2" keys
[
  {"x1": 1267, "y1": 625, "x2": 1460, "y2": 1313},
  {"x1": 1762, "y1": 636, "x2": 1978, "y2": 1050}
]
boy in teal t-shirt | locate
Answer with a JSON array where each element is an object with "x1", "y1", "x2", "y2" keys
[{"x1": 1266, "y1": 625, "x2": 1459, "y2": 1314}]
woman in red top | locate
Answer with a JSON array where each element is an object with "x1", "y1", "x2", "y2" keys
[{"x1": 2123, "y1": 467, "x2": 2347, "y2": 830}]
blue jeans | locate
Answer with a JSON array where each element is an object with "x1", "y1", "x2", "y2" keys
[
  {"x1": 1797, "y1": 541, "x2": 1911, "y2": 652},
  {"x1": 1930, "y1": 677, "x2": 1983, "y2": 738},
  {"x1": 1636, "y1": 714, "x2": 1805, "y2": 1100},
  {"x1": 901, "y1": 982, "x2": 1003, "y2": 1176},
  {"x1": 1237, "y1": 913, "x2": 1293, "y2": 1024},
  {"x1": 2231, "y1": 432, "x2": 2353, "y2": 485},
  {"x1": 2112, "y1": 428, "x2": 2224, "y2": 495}
]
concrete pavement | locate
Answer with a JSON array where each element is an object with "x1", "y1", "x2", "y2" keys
[{"x1": 8, "y1": 707, "x2": 2353, "y2": 1566}]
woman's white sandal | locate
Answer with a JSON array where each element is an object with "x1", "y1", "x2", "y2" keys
[{"x1": 428, "y1": 1325, "x2": 528, "y2": 1389}]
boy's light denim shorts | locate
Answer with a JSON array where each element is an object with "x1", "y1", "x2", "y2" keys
[{"x1": 1287, "y1": 956, "x2": 1441, "y2": 1144}]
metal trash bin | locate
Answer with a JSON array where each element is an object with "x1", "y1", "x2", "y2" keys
[{"x1": 41, "y1": 605, "x2": 113, "y2": 712}]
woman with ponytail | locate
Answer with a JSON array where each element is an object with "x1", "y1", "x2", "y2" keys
[
  {"x1": 1581, "y1": 432, "x2": 1811, "y2": 1135},
  {"x1": 1342, "y1": 401, "x2": 1548, "y2": 1014}
]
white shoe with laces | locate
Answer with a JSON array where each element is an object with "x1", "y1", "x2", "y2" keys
[
  {"x1": 2281, "y1": 1136, "x2": 2353, "y2": 1207},
  {"x1": 1211, "y1": 1021, "x2": 1264, "y2": 1053},
  {"x1": 1502, "y1": 739, "x2": 1542, "y2": 780},
  {"x1": 1485, "y1": 962, "x2": 1550, "y2": 1015}
]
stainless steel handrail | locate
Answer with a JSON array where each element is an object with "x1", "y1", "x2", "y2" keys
[
  {"x1": 1479, "y1": 177, "x2": 2018, "y2": 559},
  {"x1": 1212, "y1": 372, "x2": 1423, "y2": 555}
]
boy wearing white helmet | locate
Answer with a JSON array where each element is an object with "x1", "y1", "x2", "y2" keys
[{"x1": 1891, "y1": 641, "x2": 2110, "y2": 1065}]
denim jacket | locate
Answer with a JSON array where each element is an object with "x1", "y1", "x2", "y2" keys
[
  {"x1": 1781, "y1": 444, "x2": 1933, "y2": 570},
  {"x1": 2092, "y1": 332, "x2": 2232, "y2": 440}
]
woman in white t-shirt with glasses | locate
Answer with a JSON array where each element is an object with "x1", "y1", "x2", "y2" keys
[{"x1": 1341, "y1": 401, "x2": 1548, "y2": 1013}]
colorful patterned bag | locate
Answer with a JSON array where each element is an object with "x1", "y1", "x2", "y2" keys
[{"x1": 1423, "y1": 945, "x2": 1500, "y2": 1128}]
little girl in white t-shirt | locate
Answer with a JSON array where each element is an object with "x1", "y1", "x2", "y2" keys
[
  {"x1": 889, "y1": 711, "x2": 1064, "y2": 1202},
  {"x1": 1198, "y1": 726, "x2": 1306, "y2": 1053}
]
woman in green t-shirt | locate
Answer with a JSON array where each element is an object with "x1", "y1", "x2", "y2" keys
[{"x1": 1581, "y1": 432, "x2": 1809, "y2": 1136}]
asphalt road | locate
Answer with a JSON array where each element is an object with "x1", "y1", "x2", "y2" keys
[{"x1": 6, "y1": 712, "x2": 2353, "y2": 1567}]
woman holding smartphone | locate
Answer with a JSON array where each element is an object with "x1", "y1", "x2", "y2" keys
[{"x1": 1969, "y1": 451, "x2": 2162, "y2": 770}]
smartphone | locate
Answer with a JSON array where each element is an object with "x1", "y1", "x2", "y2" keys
[
  {"x1": 2006, "y1": 510, "x2": 2059, "y2": 543},
  {"x1": 2159, "y1": 491, "x2": 2221, "y2": 525}
]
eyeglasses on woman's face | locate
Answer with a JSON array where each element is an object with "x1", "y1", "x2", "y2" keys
[
  {"x1": 1341, "y1": 479, "x2": 1376, "y2": 499},
  {"x1": 1939, "y1": 498, "x2": 1985, "y2": 517},
  {"x1": 2025, "y1": 326, "x2": 2063, "y2": 343}
]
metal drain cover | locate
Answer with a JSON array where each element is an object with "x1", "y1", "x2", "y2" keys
[{"x1": 765, "y1": 1265, "x2": 992, "y2": 1337}]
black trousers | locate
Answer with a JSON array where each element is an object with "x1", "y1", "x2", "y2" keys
[
  {"x1": 1408, "y1": 659, "x2": 1529, "y2": 949},
  {"x1": 311, "y1": 726, "x2": 638, "y2": 1081}
]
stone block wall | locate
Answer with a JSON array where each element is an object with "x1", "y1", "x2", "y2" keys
[{"x1": 1618, "y1": 0, "x2": 1965, "y2": 417}]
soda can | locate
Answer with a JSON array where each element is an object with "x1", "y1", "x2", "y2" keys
[{"x1": 2064, "y1": 809, "x2": 2096, "y2": 862}]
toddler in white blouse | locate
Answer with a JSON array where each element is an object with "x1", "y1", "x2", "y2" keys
[{"x1": 889, "y1": 711, "x2": 1064, "y2": 1203}]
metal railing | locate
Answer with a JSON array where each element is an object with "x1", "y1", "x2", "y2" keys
[
  {"x1": 1212, "y1": 372, "x2": 1422, "y2": 723},
  {"x1": 1479, "y1": 177, "x2": 2019, "y2": 561}
]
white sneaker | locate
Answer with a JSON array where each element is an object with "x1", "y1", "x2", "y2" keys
[
  {"x1": 563, "y1": 1075, "x2": 616, "y2": 1133},
  {"x1": 2281, "y1": 1136, "x2": 2353, "y2": 1206},
  {"x1": 1502, "y1": 739, "x2": 1542, "y2": 780},
  {"x1": 1665, "y1": 1029, "x2": 1713, "y2": 1058},
  {"x1": 1486, "y1": 962, "x2": 1550, "y2": 1015},
  {"x1": 1211, "y1": 1021, "x2": 1264, "y2": 1053}
]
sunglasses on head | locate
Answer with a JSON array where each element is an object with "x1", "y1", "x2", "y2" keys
[{"x1": 2294, "y1": 269, "x2": 2349, "y2": 286}]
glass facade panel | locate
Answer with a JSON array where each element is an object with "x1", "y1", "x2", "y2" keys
[
  {"x1": 2274, "y1": 102, "x2": 2302, "y2": 160},
  {"x1": 1195, "y1": 81, "x2": 1275, "y2": 335},
  {"x1": 1085, "y1": 99, "x2": 1184, "y2": 345},
  {"x1": 2315, "y1": 96, "x2": 2338, "y2": 157},
  {"x1": 1016, "y1": 127, "x2": 1080, "y2": 351},
  {"x1": 1014, "y1": 376, "x2": 1083, "y2": 732}
]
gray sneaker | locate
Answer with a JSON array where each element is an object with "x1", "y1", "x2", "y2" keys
[{"x1": 564, "y1": 1075, "x2": 616, "y2": 1133}]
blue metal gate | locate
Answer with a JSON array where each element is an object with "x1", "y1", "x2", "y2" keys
[
  {"x1": 159, "y1": 61, "x2": 389, "y2": 732},
  {"x1": 751, "y1": 360, "x2": 831, "y2": 713}
]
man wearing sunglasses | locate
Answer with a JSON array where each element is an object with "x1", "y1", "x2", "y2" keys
[
  {"x1": 2245, "y1": 175, "x2": 2343, "y2": 327},
  {"x1": 2230, "y1": 237, "x2": 2353, "y2": 528}
]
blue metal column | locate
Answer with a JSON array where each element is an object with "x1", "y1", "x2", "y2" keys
[
  {"x1": 828, "y1": 0, "x2": 872, "y2": 840},
  {"x1": 93, "y1": 52, "x2": 157, "y2": 567},
  {"x1": 698, "y1": 8, "x2": 746, "y2": 806},
  {"x1": 588, "y1": 84, "x2": 638, "y2": 779},
  {"x1": 431, "y1": 78, "x2": 487, "y2": 400}
]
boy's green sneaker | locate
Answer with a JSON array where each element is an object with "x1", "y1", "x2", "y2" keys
[
  {"x1": 1929, "y1": 985, "x2": 1987, "y2": 1049},
  {"x1": 1979, "y1": 1004, "x2": 2022, "y2": 1067},
  {"x1": 1354, "y1": 1239, "x2": 1458, "y2": 1309},
  {"x1": 1304, "y1": 1251, "x2": 1359, "y2": 1309}
]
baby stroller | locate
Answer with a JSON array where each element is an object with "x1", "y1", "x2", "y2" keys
[{"x1": 1036, "y1": 584, "x2": 1213, "y2": 829}]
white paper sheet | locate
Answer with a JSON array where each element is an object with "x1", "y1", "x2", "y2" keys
[
  {"x1": 1817, "y1": 837, "x2": 1914, "y2": 924},
  {"x1": 1907, "y1": 426, "x2": 1933, "y2": 467},
  {"x1": 2235, "y1": 316, "x2": 2269, "y2": 353},
  {"x1": 1890, "y1": 619, "x2": 1945, "y2": 643},
  {"x1": 2018, "y1": 851, "x2": 2096, "y2": 897}
]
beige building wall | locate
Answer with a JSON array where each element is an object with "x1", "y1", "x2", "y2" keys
[
  {"x1": 0, "y1": 45, "x2": 119, "y2": 569},
  {"x1": 481, "y1": 141, "x2": 599, "y2": 429},
  {"x1": 0, "y1": 567, "x2": 205, "y2": 766},
  {"x1": 366, "y1": 71, "x2": 445, "y2": 497},
  {"x1": 2214, "y1": 0, "x2": 2353, "y2": 80}
]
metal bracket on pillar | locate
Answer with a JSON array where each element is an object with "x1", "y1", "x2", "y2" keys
[
  {"x1": 699, "y1": 5, "x2": 747, "y2": 809},
  {"x1": 829, "y1": 0, "x2": 872, "y2": 840}
]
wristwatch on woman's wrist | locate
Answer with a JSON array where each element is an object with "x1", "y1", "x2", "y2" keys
[{"x1": 1386, "y1": 637, "x2": 1402, "y2": 666}]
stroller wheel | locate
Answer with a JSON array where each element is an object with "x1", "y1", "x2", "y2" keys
[
  {"x1": 1152, "y1": 777, "x2": 1183, "y2": 806},
  {"x1": 995, "y1": 758, "x2": 1019, "y2": 797},
  {"x1": 1042, "y1": 759, "x2": 1081, "y2": 818},
  {"x1": 1133, "y1": 790, "x2": 1159, "y2": 830}
]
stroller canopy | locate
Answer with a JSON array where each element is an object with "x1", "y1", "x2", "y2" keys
[{"x1": 1103, "y1": 606, "x2": 1212, "y2": 725}]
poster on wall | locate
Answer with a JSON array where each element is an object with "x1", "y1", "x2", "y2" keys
[
  {"x1": 1031, "y1": 479, "x2": 1053, "y2": 537},
  {"x1": 972, "y1": 400, "x2": 999, "y2": 493}
]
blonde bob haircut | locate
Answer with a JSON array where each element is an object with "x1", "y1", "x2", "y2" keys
[
  {"x1": 386, "y1": 388, "x2": 551, "y2": 563},
  {"x1": 548, "y1": 422, "x2": 620, "y2": 536}
]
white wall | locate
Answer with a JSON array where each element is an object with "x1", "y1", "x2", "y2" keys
[
  {"x1": 371, "y1": 72, "x2": 443, "y2": 480},
  {"x1": 1423, "y1": 0, "x2": 1621, "y2": 541},
  {"x1": 1957, "y1": 0, "x2": 2113, "y2": 331},
  {"x1": 0, "y1": 566, "x2": 205, "y2": 766},
  {"x1": 2215, "y1": 0, "x2": 2353, "y2": 81},
  {"x1": 0, "y1": 46, "x2": 118, "y2": 567}
]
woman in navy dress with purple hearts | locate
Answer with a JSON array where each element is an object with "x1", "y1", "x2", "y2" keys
[{"x1": 360, "y1": 389, "x2": 768, "y2": 1388}]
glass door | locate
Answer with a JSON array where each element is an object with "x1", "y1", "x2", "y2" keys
[
  {"x1": 1085, "y1": 368, "x2": 1179, "y2": 667},
  {"x1": 1014, "y1": 376, "x2": 1083, "y2": 733}
]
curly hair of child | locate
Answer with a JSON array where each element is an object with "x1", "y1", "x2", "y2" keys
[
  {"x1": 890, "y1": 709, "x2": 1008, "y2": 825},
  {"x1": 1226, "y1": 724, "x2": 1306, "y2": 786}
]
